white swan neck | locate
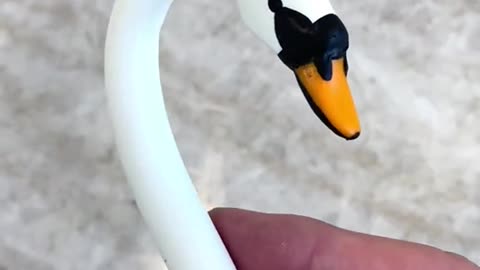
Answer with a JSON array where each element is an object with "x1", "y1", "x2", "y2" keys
[
  {"x1": 282, "y1": 0, "x2": 335, "y2": 20},
  {"x1": 104, "y1": 0, "x2": 236, "y2": 269}
]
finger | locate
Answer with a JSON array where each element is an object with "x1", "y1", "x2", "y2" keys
[{"x1": 209, "y1": 208, "x2": 479, "y2": 270}]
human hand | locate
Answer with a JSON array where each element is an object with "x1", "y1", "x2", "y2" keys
[{"x1": 210, "y1": 208, "x2": 479, "y2": 270}]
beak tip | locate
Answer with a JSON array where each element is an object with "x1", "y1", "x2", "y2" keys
[{"x1": 345, "y1": 131, "x2": 360, "y2": 141}]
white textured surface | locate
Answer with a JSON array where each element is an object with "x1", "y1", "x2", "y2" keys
[{"x1": 1, "y1": 0, "x2": 479, "y2": 269}]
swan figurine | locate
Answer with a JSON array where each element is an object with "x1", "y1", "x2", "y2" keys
[{"x1": 104, "y1": 0, "x2": 359, "y2": 269}]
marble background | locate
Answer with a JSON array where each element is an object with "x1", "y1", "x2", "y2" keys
[{"x1": 1, "y1": 0, "x2": 479, "y2": 269}]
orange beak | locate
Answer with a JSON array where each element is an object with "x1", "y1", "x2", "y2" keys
[{"x1": 294, "y1": 58, "x2": 361, "y2": 140}]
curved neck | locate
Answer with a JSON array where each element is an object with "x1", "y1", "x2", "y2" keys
[{"x1": 104, "y1": 0, "x2": 236, "y2": 269}]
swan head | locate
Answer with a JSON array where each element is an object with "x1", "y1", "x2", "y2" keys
[{"x1": 238, "y1": 0, "x2": 361, "y2": 140}]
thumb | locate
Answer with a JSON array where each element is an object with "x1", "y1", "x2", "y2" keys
[{"x1": 209, "y1": 207, "x2": 478, "y2": 270}]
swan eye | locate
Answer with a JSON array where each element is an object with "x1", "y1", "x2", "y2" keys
[
  {"x1": 273, "y1": 10, "x2": 350, "y2": 71},
  {"x1": 311, "y1": 14, "x2": 349, "y2": 56},
  {"x1": 285, "y1": 10, "x2": 312, "y2": 32},
  {"x1": 273, "y1": 8, "x2": 313, "y2": 51},
  {"x1": 272, "y1": 8, "x2": 315, "y2": 69}
]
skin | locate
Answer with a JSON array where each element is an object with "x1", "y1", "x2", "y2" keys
[{"x1": 209, "y1": 208, "x2": 479, "y2": 270}]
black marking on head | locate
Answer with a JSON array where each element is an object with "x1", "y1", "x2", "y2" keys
[
  {"x1": 269, "y1": 2, "x2": 349, "y2": 81},
  {"x1": 268, "y1": 0, "x2": 283, "y2": 12}
]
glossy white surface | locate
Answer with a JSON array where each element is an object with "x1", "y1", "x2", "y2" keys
[{"x1": 105, "y1": 0, "x2": 236, "y2": 269}]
